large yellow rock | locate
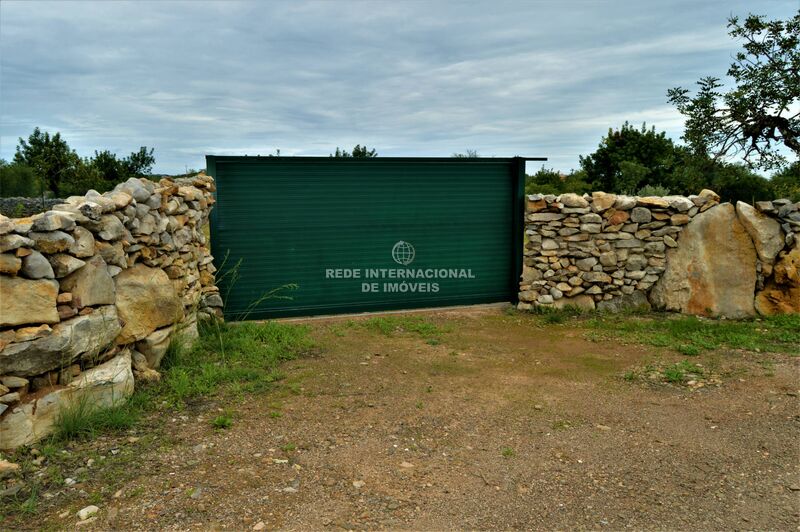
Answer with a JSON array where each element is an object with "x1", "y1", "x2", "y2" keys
[
  {"x1": 650, "y1": 203, "x2": 757, "y2": 318},
  {"x1": 0, "y1": 276, "x2": 59, "y2": 327},
  {"x1": 755, "y1": 246, "x2": 800, "y2": 315},
  {"x1": 114, "y1": 264, "x2": 183, "y2": 344}
]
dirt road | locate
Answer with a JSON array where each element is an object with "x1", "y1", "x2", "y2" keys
[{"x1": 4, "y1": 308, "x2": 799, "y2": 530}]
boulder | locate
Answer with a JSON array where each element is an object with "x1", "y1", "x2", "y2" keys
[
  {"x1": 597, "y1": 291, "x2": 651, "y2": 313},
  {"x1": 0, "y1": 277, "x2": 59, "y2": 327},
  {"x1": 755, "y1": 247, "x2": 800, "y2": 315},
  {"x1": 649, "y1": 204, "x2": 757, "y2": 318},
  {"x1": 0, "y1": 351, "x2": 133, "y2": 449},
  {"x1": 59, "y1": 255, "x2": 116, "y2": 308},
  {"x1": 20, "y1": 250, "x2": 55, "y2": 279},
  {"x1": 736, "y1": 201, "x2": 785, "y2": 264},
  {"x1": 115, "y1": 264, "x2": 183, "y2": 344},
  {"x1": 135, "y1": 326, "x2": 173, "y2": 369},
  {"x1": 0, "y1": 306, "x2": 121, "y2": 376}
]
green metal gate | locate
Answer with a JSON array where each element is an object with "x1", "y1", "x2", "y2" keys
[{"x1": 207, "y1": 156, "x2": 529, "y2": 319}]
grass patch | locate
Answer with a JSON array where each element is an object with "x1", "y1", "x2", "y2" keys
[
  {"x1": 361, "y1": 315, "x2": 449, "y2": 344},
  {"x1": 52, "y1": 394, "x2": 144, "y2": 442},
  {"x1": 159, "y1": 319, "x2": 315, "y2": 406},
  {"x1": 586, "y1": 314, "x2": 800, "y2": 355},
  {"x1": 211, "y1": 412, "x2": 233, "y2": 430},
  {"x1": 662, "y1": 360, "x2": 705, "y2": 383},
  {"x1": 501, "y1": 447, "x2": 515, "y2": 458}
]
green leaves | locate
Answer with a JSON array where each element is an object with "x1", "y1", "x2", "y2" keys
[{"x1": 668, "y1": 11, "x2": 800, "y2": 170}]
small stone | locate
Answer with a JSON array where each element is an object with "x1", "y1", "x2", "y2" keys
[
  {"x1": 576, "y1": 257, "x2": 598, "y2": 271},
  {"x1": 541, "y1": 239, "x2": 559, "y2": 250},
  {"x1": 20, "y1": 250, "x2": 55, "y2": 279},
  {"x1": 613, "y1": 195, "x2": 637, "y2": 210},
  {"x1": 48, "y1": 254, "x2": 86, "y2": 278},
  {"x1": 29, "y1": 231, "x2": 75, "y2": 254},
  {"x1": 0, "y1": 253, "x2": 22, "y2": 275},
  {"x1": 637, "y1": 197, "x2": 670, "y2": 208},
  {"x1": 32, "y1": 212, "x2": 75, "y2": 232},
  {"x1": 580, "y1": 223, "x2": 601, "y2": 234},
  {"x1": 0, "y1": 392, "x2": 20, "y2": 404},
  {"x1": 599, "y1": 252, "x2": 617, "y2": 267},
  {"x1": 591, "y1": 192, "x2": 617, "y2": 212},
  {"x1": 253, "y1": 522, "x2": 266, "y2": 531},
  {"x1": 352, "y1": 480, "x2": 365, "y2": 488},
  {"x1": 698, "y1": 189, "x2": 720, "y2": 203},
  {"x1": 15, "y1": 324, "x2": 52, "y2": 342},
  {"x1": 0, "y1": 376, "x2": 29, "y2": 388},
  {"x1": 630, "y1": 207, "x2": 652, "y2": 223},
  {"x1": 400, "y1": 461, "x2": 414, "y2": 468},
  {"x1": 68, "y1": 227, "x2": 95, "y2": 258},
  {"x1": 0, "y1": 460, "x2": 21, "y2": 479},
  {"x1": 0, "y1": 234, "x2": 34, "y2": 253},
  {"x1": 558, "y1": 193, "x2": 589, "y2": 208},
  {"x1": 670, "y1": 214, "x2": 690, "y2": 226},
  {"x1": 607, "y1": 210, "x2": 630, "y2": 226},
  {"x1": 582, "y1": 271, "x2": 612, "y2": 283},
  {"x1": 527, "y1": 213, "x2": 565, "y2": 222},
  {"x1": 77, "y1": 505, "x2": 99, "y2": 520}
]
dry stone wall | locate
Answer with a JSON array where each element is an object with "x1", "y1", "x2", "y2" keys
[
  {"x1": 519, "y1": 191, "x2": 799, "y2": 317},
  {"x1": 0, "y1": 174, "x2": 222, "y2": 448}
]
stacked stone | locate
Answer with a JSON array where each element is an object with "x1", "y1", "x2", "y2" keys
[
  {"x1": 750, "y1": 199, "x2": 800, "y2": 315},
  {"x1": 518, "y1": 190, "x2": 720, "y2": 310},
  {"x1": 0, "y1": 173, "x2": 222, "y2": 448}
]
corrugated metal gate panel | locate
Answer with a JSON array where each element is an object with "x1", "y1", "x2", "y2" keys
[{"x1": 208, "y1": 157, "x2": 524, "y2": 319}]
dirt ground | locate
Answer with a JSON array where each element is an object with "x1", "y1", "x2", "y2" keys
[{"x1": 4, "y1": 306, "x2": 800, "y2": 530}]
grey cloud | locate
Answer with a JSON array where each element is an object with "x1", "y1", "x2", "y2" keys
[{"x1": 1, "y1": 0, "x2": 797, "y2": 174}]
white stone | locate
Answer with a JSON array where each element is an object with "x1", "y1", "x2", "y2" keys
[{"x1": 0, "y1": 352, "x2": 133, "y2": 449}]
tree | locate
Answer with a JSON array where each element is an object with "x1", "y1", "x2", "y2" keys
[
  {"x1": 13, "y1": 127, "x2": 78, "y2": 196},
  {"x1": 452, "y1": 149, "x2": 480, "y2": 158},
  {"x1": 770, "y1": 161, "x2": 800, "y2": 200},
  {"x1": 331, "y1": 145, "x2": 377, "y2": 158},
  {"x1": 11, "y1": 128, "x2": 157, "y2": 197},
  {"x1": 526, "y1": 166, "x2": 592, "y2": 195},
  {"x1": 668, "y1": 12, "x2": 800, "y2": 170},
  {"x1": 579, "y1": 122, "x2": 681, "y2": 193},
  {"x1": 123, "y1": 147, "x2": 155, "y2": 176},
  {"x1": 0, "y1": 159, "x2": 40, "y2": 197}
]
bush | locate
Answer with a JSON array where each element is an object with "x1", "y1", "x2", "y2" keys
[{"x1": 637, "y1": 184, "x2": 670, "y2": 196}]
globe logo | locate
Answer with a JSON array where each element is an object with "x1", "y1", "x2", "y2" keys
[{"x1": 391, "y1": 240, "x2": 415, "y2": 265}]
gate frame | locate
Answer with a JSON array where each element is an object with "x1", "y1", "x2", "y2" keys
[{"x1": 206, "y1": 155, "x2": 545, "y2": 317}]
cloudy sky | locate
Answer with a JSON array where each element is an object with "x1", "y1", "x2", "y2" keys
[{"x1": 0, "y1": 0, "x2": 796, "y2": 174}]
